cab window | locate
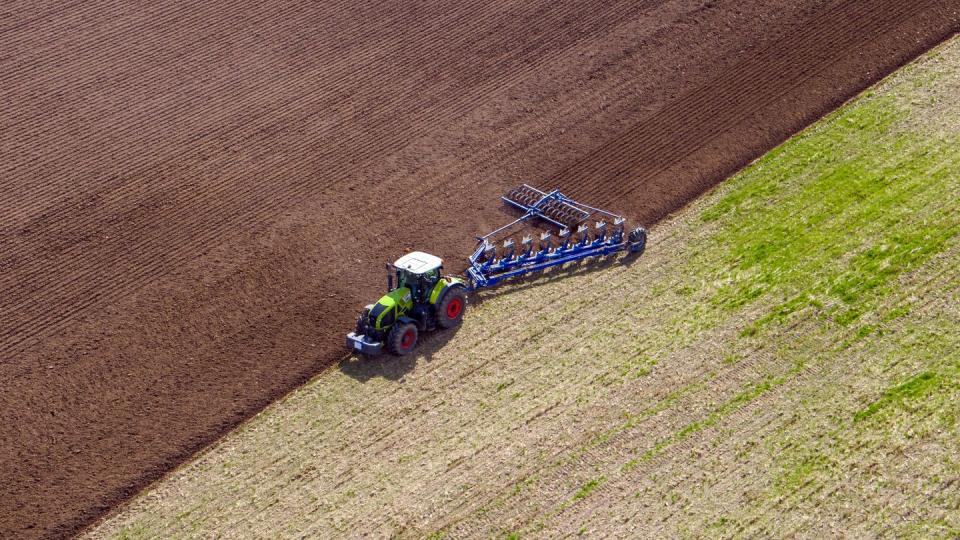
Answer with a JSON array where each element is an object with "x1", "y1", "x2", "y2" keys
[{"x1": 397, "y1": 270, "x2": 413, "y2": 289}]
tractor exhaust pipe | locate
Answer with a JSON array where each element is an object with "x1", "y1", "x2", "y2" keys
[{"x1": 386, "y1": 263, "x2": 393, "y2": 292}]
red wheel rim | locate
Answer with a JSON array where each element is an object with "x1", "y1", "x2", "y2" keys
[
  {"x1": 446, "y1": 297, "x2": 463, "y2": 319},
  {"x1": 400, "y1": 329, "x2": 415, "y2": 349}
]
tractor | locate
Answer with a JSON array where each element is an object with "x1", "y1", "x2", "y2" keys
[
  {"x1": 346, "y1": 251, "x2": 468, "y2": 356},
  {"x1": 346, "y1": 185, "x2": 646, "y2": 356}
]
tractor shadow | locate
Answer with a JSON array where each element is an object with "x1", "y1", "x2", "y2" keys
[{"x1": 338, "y1": 324, "x2": 462, "y2": 383}]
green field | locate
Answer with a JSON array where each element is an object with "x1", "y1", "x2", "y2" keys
[{"x1": 90, "y1": 37, "x2": 960, "y2": 539}]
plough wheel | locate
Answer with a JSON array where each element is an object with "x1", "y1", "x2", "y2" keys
[{"x1": 628, "y1": 227, "x2": 647, "y2": 254}]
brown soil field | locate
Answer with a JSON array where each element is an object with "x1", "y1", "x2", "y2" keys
[{"x1": 1, "y1": 1, "x2": 957, "y2": 537}]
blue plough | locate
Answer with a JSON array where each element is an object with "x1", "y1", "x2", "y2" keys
[{"x1": 465, "y1": 184, "x2": 646, "y2": 291}]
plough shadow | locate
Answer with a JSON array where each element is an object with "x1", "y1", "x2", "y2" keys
[
  {"x1": 338, "y1": 251, "x2": 640, "y2": 383},
  {"x1": 469, "y1": 250, "x2": 642, "y2": 305}
]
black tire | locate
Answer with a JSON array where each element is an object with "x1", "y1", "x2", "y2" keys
[
  {"x1": 628, "y1": 227, "x2": 647, "y2": 254},
  {"x1": 436, "y1": 286, "x2": 467, "y2": 329},
  {"x1": 387, "y1": 322, "x2": 418, "y2": 355}
]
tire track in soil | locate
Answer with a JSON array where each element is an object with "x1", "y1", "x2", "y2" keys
[{"x1": 2, "y1": 0, "x2": 958, "y2": 537}]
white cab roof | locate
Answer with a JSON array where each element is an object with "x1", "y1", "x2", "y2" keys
[{"x1": 393, "y1": 251, "x2": 443, "y2": 274}]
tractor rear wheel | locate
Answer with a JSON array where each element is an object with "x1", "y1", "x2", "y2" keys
[
  {"x1": 387, "y1": 322, "x2": 418, "y2": 355},
  {"x1": 436, "y1": 286, "x2": 467, "y2": 329}
]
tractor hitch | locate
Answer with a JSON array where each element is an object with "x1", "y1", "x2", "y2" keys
[{"x1": 346, "y1": 332, "x2": 384, "y2": 355}]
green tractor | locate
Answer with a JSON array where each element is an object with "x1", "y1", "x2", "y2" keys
[{"x1": 346, "y1": 251, "x2": 468, "y2": 355}]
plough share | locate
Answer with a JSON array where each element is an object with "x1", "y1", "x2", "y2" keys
[{"x1": 467, "y1": 184, "x2": 646, "y2": 291}]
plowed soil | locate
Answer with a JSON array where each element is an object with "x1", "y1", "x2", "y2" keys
[{"x1": 1, "y1": 1, "x2": 957, "y2": 537}]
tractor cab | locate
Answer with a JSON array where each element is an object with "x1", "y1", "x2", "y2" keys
[{"x1": 391, "y1": 251, "x2": 443, "y2": 303}]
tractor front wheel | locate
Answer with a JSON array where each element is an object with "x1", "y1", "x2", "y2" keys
[
  {"x1": 387, "y1": 322, "x2": 419, "y2": 355},
  {"x1": 436, "y1": 286, "x2": 467, "y2": 329}
]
